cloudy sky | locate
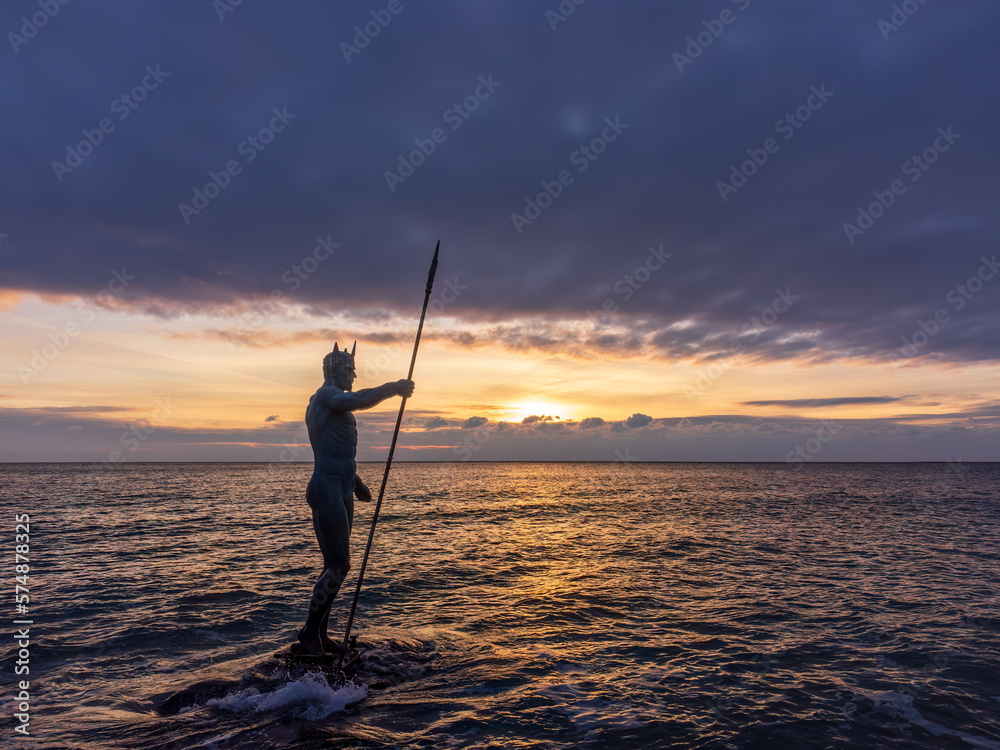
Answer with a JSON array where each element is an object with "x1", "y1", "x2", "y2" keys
[{"x1": 2, "y1": 0, "x2": 999, "y2": 463}]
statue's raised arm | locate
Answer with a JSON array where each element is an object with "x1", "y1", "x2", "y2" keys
[{"x1": 320, "y1": 379, "x2": 414, "y2": 413}]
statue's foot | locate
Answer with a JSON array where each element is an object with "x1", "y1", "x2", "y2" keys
[
  {"x1": 321, "y1": 634, "x2": 349, "y2": 654},
  {"x1": 296, "y1": 629, "x2": 327, "y2": 657}
]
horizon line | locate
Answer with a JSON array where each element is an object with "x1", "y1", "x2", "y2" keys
[{"x1": 1, "y1": 460, "x2": 996, "y2": 465}]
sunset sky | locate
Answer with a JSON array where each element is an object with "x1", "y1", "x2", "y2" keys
[{"x1": 2, "y1": 1, "x2": 999, "y2": 462}]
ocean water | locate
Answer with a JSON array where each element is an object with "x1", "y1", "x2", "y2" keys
[{"x1": 1, "y1": 461, "x2": 999, "y2": 749}]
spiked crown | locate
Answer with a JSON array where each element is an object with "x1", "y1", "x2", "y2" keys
[{"x1": 323, "y1": 341, "x2": 356, "y2": 381}]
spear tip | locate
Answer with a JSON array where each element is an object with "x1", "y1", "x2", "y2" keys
[{"x1": 425, "y1": 240, "x2": 440, "y2": 294}]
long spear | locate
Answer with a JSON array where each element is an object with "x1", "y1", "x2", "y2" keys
[{"x1": 340, "y1": 240, "x2": 439, "y2": 657}]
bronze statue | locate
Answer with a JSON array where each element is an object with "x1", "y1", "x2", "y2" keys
[{"x1": 297, "y1": 341, "x2": 414, "y2": 656}]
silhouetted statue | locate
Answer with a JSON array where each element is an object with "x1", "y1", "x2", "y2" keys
[{"x1": 297, "y1": 341, "x2": 414, "y2": 656}]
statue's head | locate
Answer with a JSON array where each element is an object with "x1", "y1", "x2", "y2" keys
[{"x1": 323, "y1": 341, "x2": 356, "y2": 390}]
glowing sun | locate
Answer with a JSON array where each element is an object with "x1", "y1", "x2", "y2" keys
[{"x1": 502, "y1": 401, "x2": 575, "y2": 423}]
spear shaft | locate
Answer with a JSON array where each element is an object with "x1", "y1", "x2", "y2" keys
[{"x1": 340, "y1": 240, "x2": 439, "y2": 656}]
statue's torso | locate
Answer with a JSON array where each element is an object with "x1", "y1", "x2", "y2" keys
[{"x1": 305, "y1": 386, "x2": 357, "y2": 477}]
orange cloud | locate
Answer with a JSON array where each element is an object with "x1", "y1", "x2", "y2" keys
[{"x1": 0, "y1": 289, "x2": 22, "y2": 311}]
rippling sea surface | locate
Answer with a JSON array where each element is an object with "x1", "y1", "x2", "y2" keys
[{"x1": 1, "y1": 462, "x2": 999, "y2": 749}]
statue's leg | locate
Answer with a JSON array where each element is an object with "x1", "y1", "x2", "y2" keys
[
  {"x1": 319, "y1": 474, "x2": 356, "y2": 652},
  {"x1": 299, "y1": 483, "x2": 351, "y2": 656}
]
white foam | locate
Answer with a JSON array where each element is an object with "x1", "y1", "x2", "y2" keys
[
  {"x1": 208, "y1": 674, "x2": 367, "y2": 721},
  {"x1": 852, "y1": 690, "x2": 1000, "y2": 750}
]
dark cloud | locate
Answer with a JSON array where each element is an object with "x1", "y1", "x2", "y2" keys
[
  {"x1": 264, "y1": 414, "x2": 280, "y2": 422},
  {"x1": 3, "y1": 402, "x2": 998, "y2": 462},
  {"x1": 579, "y1": 417, "x2": 605, "y2": 429},
  {"x1": 2, "y1": 1, "x2": 1000, "y2": 367},
  {"x1": 461, "y1": 416, "x2": 488, "y2": 429},
  {"x1": 743, "y1": 397, "x2": 907, "y2": 408},
  {"x1": 424, "y1": 416, "x2": 449, "y2": 429},
  {"x1": 625, "y1": 413, "x2": 653, "y2": 428},
  {"x1": 521, "y1": 414, "x2": 554, "y2": 425}
]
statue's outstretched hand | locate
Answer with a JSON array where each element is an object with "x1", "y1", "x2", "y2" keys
[
  {"x1": 395, "y1": 379, "x2": 415, "y2": 398},
  {"x1": 355, "y1": 477, "x2": 373, "y2": 502}
]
